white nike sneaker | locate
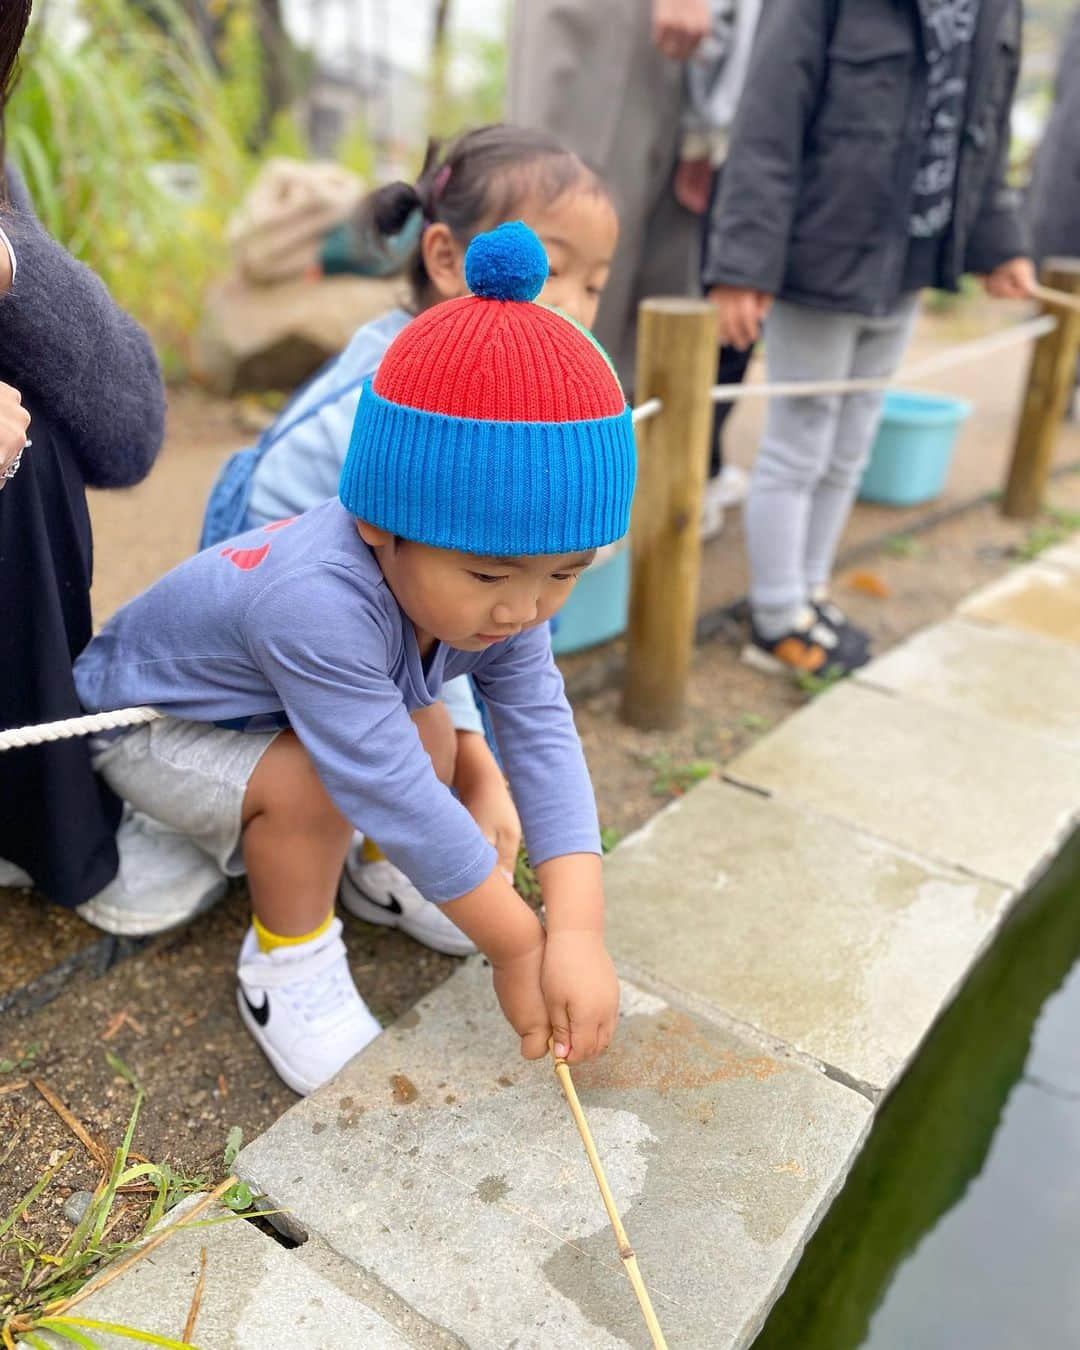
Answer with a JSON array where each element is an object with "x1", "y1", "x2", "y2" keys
[
  {"x1": 76, "y1": 812, "x2": 227, "y2": 937},
  {"x1": 339, "y1": 850, "x2": 478, "y2": 957},
  {"x1": 236, "y1": 918, "x2": 382, "y2": 1095},
  {"x1": 0, "y1": 858, "x2": 32, "y2": 888}
]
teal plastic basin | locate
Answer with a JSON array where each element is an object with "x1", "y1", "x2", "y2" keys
[
  {"x1": 858, "y1": 390, "x2": 973, "y2": 507},
  {"x1": 551, "y1": 545, "x2": 630, "y2": 655}
]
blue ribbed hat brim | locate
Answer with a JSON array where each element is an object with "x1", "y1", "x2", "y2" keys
[{"x1": 339, "y1": 383, "x2": 637, "y2": 555}]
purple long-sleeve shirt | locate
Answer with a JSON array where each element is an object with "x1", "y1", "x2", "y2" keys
[{"x1": 74, "y1": 501, "x2": 600, "y2": 902}]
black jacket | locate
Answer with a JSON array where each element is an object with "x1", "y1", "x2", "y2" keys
[
  {"x1": 702, "y1": 0, "x2": 1028, "y2": 314},
  {"x1": 0, "y1": 166, "x2": 165, "y2": 906},
  {"x1": 1027, "y1": 8, "x2": 1080, "y2": 264}
]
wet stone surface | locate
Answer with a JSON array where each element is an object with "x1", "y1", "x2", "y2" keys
[
  {"x1": 856, "y1": 616, "x2": 1080, "y2": 751},
  {"x1": 235, "y1": 960, "x2": 871, "y2": 1349},
  {"x1": 726, "y1": 680, "x2": 1080, "y2": 890},
  {"x1": 604, "y1": 779, "x2": 1011, "y2": 1095},
  {"x1": 958, "y1": 562, "x2": 1080, "y2": 646}
]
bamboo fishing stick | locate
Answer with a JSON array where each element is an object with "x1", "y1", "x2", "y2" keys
[{"x1": 550, "y1": 1046, "x2": 668, "y2": 1350}]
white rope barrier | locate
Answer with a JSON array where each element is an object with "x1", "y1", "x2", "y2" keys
[
  {"x1": 628, "y1": 313, "x2": 1058, "y2": 423},
  {"x1": 0, "y1": 313, "x2": 1063, "y2": 754},
  {"x1": 0, "y1": 706, "x2": 162, "y2": 752},
  {"x1": 631, "y1": 398, "x2": 662, "y2": 425},
  {"x1": 707, "y1": 313, "x2": 1058, "y2": 404}
]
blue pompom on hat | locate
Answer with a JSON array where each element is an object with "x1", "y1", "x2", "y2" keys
[
  {"x1": 464, "y1": 220, "x2": 550, "y2": 302},
  {"x1": 339, "y1": 222, "x2": 636, "y2": 556}
]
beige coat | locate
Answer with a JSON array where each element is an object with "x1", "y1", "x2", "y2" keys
[{"x1": 507, "y1": 0, "x2": 700, "y2": 387}]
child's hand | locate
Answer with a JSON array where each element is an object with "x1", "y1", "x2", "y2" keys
[
  {"x1": 982, "y1": 257, "x2": 1036, "y2": 301},
  {"x1": 454, "y1": 732, "x2": 522, "y2": 880},
  {"x1": 708, "y1": 285, "x2": 773, "y2": 350},
  {"x1": 491, "y1": 938, "x2": 551, "y2": 1060},
  {"x1": 652, "y1": 0, "x2": 710, "y2": 60},
  {"x1": 541, "y1": 930, "x2": 619, "y2": 1065}
]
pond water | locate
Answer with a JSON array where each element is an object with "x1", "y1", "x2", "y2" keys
[{"x1": 753, "y1": 830, "x2": 1080, "y2": 1350}]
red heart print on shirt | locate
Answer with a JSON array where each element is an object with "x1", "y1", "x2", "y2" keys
[{"x1": 220, "y1": 543, "x2": 271, "y2": 570}]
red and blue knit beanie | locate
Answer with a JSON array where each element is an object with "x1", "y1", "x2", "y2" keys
[{"x1": 338, "y1": 221, "x2": 636, "y2": 555}]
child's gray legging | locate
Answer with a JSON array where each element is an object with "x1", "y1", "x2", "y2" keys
[{"x1": 744, "y1": 293, "x2": 920, "y2": 618}]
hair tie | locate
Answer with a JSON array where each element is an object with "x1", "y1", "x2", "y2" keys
[{"x1": 431, "y1": 165, "x2": 452, "y2": 202}]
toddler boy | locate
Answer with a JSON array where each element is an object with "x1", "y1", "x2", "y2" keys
[{"x1": 75, "y1": 223, "x2": 637, "y2": 1095}]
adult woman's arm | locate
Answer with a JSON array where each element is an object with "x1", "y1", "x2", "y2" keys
[{"x1": 0, "y1": 165, "x2": 165, "y2": 488}]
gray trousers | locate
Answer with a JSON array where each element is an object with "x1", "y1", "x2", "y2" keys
[
  {"x1": 507, "y1": 0, "x2": 699, "y2": 388},
  {"x1": 745, "y1": 295, "x2": 920, "y2": 615}
]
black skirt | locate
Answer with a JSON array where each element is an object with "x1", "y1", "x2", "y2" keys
[{"x1": 0, "y1": 401, "x2": 121, "y2": 906}]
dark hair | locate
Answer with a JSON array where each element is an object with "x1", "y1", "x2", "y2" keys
[
  {"x1": 0, "y1": 0, "x2": 31, "y2": 195},
  {"x1": 359, "y1": 123, "x2": 609, "y2": 310}
]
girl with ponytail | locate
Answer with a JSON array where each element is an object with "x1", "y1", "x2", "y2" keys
[{"x1": 198, "y1": 123, "x2": 617, "y2": 959}]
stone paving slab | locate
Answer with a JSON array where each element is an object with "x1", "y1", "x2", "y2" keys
[
  {"x1": 958, "y1": 561, "x2": 1080, "y2": 645},
  {"x1": 725, "y1": 681, "x2": 1080, "y2": 889},
  {"x1": 1039, "y1": 536, "x2": 1080, "y2": 575},
  {"x1": 856, "y1": 616, "x2": 1080, "y2": 751},
  {"x1": 235, "y1": 960, "x2": 872, "y2": 1350},
  {"x1": 604, "y1": 780, "x2": 1011, "y2": 1095},
  {"x1": 1036, "y1": 534, "x2": 1080, "y2": 572},
  {"x1": 27, "y1": 1197, "x2": 423, "y2": 1350}
]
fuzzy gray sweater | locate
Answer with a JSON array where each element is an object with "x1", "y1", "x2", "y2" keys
[{"x1": 0, "y1": 166, "x2": 165, "y2": 488}]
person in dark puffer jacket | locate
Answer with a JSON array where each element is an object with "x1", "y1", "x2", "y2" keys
[{"x1": 704, "y1": 0, "x2": 1034, "y2": 677}]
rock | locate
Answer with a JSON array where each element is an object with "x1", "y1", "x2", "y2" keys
[
  {"x1": 195, "y1": 273, "x2": 401, "y2": 396},
  {"x1": 63, "y1": 1190, "x2": 94, "y2": 1226}
]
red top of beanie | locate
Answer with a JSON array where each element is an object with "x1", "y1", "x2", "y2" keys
[{"x1": 372, "y1": 295, "x2": 626, "y2": 423}]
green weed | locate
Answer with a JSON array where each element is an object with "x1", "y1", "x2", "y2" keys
[
  {"x1": 599, "y1": 826, "x2": 622, "y2": 854},
  {"x1": 639, "y1": 754, "x2": 716, "y2": 799},
  {"x1": 794, "y1": 667, "x2": 845, "y2": 698},
  {"x1": 513, "y1": 848, "x2": 541, "y2": 907},
  {"x1": 1015, "y1": 523, "x2": 1065, "y2": 560},
  {"x1": 0, "y1": 1054, "x2": 258, "y2": 1347},
  {"x1": 0, "y1": 1043, "x2": 39, "y2": 1075},
  {"x1": 1012, "y1": 504, "x2": 1080, "y2": 561},
  {"x1": 883, "y1": 534, "x2": 922, "y2": 559}
]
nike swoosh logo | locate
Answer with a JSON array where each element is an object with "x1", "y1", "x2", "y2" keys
[
  {"x1": 358, "y1": 886, "x2": 403, "y2": 917},
  {"x1": 242, "y1": 990, "x2": 270, "y2": 1026}
]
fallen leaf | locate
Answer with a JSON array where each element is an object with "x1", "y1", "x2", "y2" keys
[
  {"x1": 844, "y1": 569, "x2": 891, "y2": 598},
  {"x1": 100, "y1": 1010, "x2": 146, "y2": 1041}
]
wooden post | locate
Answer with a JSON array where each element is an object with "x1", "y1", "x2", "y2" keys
[
  {"x1": 621, "y1": 298, "x2": 716, "y2": 730},
  {"x1": 1002, "y1": 258, "x2": 1080, "y2": 519}
]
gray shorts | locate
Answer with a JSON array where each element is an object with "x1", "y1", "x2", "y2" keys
[{"x1": 92, "y1": 717, "x2": 279, "y2": 875}]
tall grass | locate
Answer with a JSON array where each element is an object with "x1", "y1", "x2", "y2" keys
[{"x1": 6, "y1": 0, "x2": 304, "y2": 377}]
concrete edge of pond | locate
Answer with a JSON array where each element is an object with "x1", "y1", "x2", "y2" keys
[{"x1": 65, "y1": 543, "x2": 1080, "y2": 1349}]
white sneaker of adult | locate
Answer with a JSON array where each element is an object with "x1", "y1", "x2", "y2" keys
[
  {"x1": 76, "y1": 811, "x2": 227, "y2": 937},
  {"x1": 236, "y1": 918, "x2": 381, "y2": 1096},
  {"x1": 0, "y1": 858, "x2": 32, "y2": 888},
  {"x1": 701, "y1": 463, "x2": 750, "y2": 541},
  {"x1": 339, "y1": 849, "x2": 478, "y2": 957},
  {"x1": 715, "y1": 462, "x2": 749, "y2": 507},
  {"x1": 700, "y1": 478, "x2": 726, "y2": 541}
]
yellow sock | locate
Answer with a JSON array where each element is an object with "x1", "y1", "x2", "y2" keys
[
  {"x1": 253, "y1": 910, "x2": 334, "y2": 954},
  {"x1": 360, "y1": 837, "x2": 386, "y2": 863}
]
